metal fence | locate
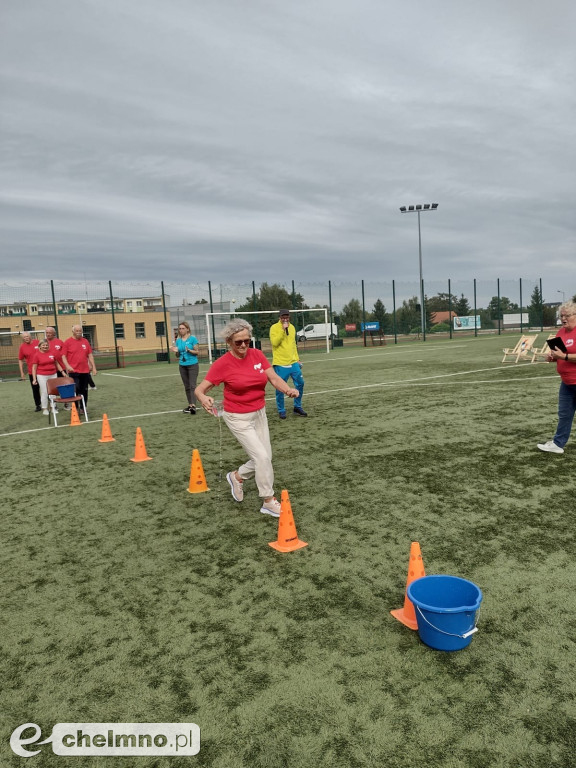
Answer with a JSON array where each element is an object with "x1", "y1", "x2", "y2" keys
[{"x1": 0, "y1": 276, "x2": 559, "y2": 379}]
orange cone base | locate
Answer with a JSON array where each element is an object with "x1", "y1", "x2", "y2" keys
[
  {"x1": 130, "y1": 456, "x2": 152, "y2": 462},
  {"x1": 187, "y1": 485, "x2": 210, "y2": 494},
  {"x1": 390, "y1": 607, "x2": 419, "y2": 630},
  {"x1": 99, "y1": 437, "x2": 115, "y2": 443},
  {"x1": 269, "y1": 538, "x2": 308, "y2": 553}
]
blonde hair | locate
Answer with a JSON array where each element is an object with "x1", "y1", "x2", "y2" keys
[
  {"x1": 560, "y1": 300, "x2": 576, "y2": 317},
  {"x1": 222, "y1": 318, "x2": 253, "y2": 343},
  {"x1": 178, "y1": 321, "x2": 191, "y2": 334}
]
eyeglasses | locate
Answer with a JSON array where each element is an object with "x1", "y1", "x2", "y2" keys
[
  {"x1": 232, "y1": 338, "x2": 251, "y2": 347},
  {"x1": 560, "y1": 314, "x2": 575, "y2": 319}
]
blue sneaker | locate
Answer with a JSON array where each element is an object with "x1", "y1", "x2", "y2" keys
[
  {"x1": 293, "y1": 407, "x2": 307, "y2": 417},
  {"x1": 278, "y1": 411, "x2": 287, "y2": 420}
]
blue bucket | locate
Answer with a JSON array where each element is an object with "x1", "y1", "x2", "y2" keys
[
  {"x1": 407, "y1": 575, "x2": 482, "y2": 652},
  {"x1": 57, "y1": 383, "x2": 75, "y2": 398}
]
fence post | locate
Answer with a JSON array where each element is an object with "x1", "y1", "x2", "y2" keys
[
  {"x1": 392, "y1": 279, "x2": 397, "y2": 344},
  {"x1": 50, "y1": 280, "x2": 59, "y2": 338},
  {"x1": 108, "y1": 280, "x2": 121, "y2": 368},
  {"x1": 161, "y1": 281, "x2": 171, "y2": 364},
  {"x1": 361, "y1": 279, "x2": 366, "y2": 347},
  {"x1": 474, "y1": 279, "x2": 478, "y2": 337},
  {"x1": 448, "y1": 278, "x2": 453, "y2": 339}
]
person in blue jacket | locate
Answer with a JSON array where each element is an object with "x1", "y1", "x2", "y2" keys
[{"x1": 171, "y1": 321, "x2": 199, "y2": 414}]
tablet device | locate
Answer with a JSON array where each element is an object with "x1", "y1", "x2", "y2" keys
[{"x1": 546, "y1": 337, "x2": 568, "y2": 353}]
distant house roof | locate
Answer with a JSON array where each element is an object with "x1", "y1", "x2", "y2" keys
[{"x1": 431, "y1": 310, "x2": 458, "y2": 325}]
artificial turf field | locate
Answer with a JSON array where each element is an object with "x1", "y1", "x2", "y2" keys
[{"x1": 1, "y1": 334, "x2": 575, "y2": 768}]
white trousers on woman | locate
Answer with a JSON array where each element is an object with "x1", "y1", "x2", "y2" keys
[
  {"x1": 223, "y1": 407, "x2": 274, "y2": 498},
  {"x1": 37, "y1": 373, "x2": 57, "y2": 410}
]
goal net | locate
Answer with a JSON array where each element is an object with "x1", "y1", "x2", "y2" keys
[{"x1": 204, "y1": 307, "x2": 331, "y2": 362}]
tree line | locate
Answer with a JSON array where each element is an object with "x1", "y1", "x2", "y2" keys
[{"x1": 233, "y1": 283, "x2": 572, "y2": 337}]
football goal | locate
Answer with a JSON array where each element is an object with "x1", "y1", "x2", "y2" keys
[{"x1": 204, "y1": 307, "x2": 331, "y2": 362}]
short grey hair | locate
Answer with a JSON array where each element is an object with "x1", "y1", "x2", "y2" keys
[
  {"x1": 222, "y1": 318, "x2": 253, "y2": 343},
  {"x1": 560, "y1": 300, "x2": 576, "y2": 317}
]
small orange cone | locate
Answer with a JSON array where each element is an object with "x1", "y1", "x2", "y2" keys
[
  {"x1": 130, "y1": 427, "x2": 152, "y2": 462},
  {"x1": 269, "y1": 489, "x2": 308, "y2": 553},
  {"x1": 187, "y1": 449, "x2": 210, "y2": 493},
  {"x1": 390, "y1": 541, "x2": 426, "y2": 630},
  {"x1": 70, "y1": 402, "x2": 82, "y2": 427},
  {"x1": 98, "y1": 414, "x2": 115, "y2": 443}
]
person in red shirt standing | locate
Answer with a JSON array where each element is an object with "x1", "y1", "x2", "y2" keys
[
  {"x1": 61, "y1": 325, "x2": 97, "y2": 413},
  {"x1": 18, "y1": 332, "x2": 42, "y2": 412},
  {"x1": 31, "y1": 339, "x2": 66, "y2": 415},
  {"x1": 538, "y1": 301, "x2": 576, "y2": 454},
  {"x1": 195, "y1": 319, "x2": 299, "y2": 517},
  {"x1": 45, "y1": 327, "x2": 65, "y2": 378}
]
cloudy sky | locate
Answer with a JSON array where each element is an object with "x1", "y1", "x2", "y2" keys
[{"x1": 1, "y1": 0, "x2": 575, "y2": 300}]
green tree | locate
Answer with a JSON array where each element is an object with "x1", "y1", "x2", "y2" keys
[
  {"x1": 486, "y1": 296, "x2": 519, "y2": 320},
  {"x1": 426, "y1": 292, "x2": 458, "y2": 313},
  {"x1": 396, "y1": 296, "x2": 420, "y2": 334},
  {"x1": 454, "y1": 294, "x2": 471, "y2": 317},
  {"x1": 235, "y1": 283, "x2": 306, "y2": 338},
  {"x1": 371, "y1": 298, "x2": 393, "y2": 333},
  {"x1": 528, "y1": 286, "x2": 543, "y2": 327},
  {"x1": 340, "y1": 298, "x2": 363, "y2": 326}
]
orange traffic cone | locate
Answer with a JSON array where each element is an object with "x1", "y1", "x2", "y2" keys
[
  {"x1": 390, "y1": 541, "x2": 426, "y2": 630},
  {"x1": 98, "y1": 414, "x2": 115, "y2": 443},
  {"x1": 130, "y1": 427, "x2": 152, "y2": 462},
  {"x1": 269, "y1": 489, "x2": 308, "y2": 553},
  {"x1": 70, "y1": 402, "x2": 82, "y2": 427},
  {"x1": 187, "y1": 449, "x2": 210, "y2": 493}
]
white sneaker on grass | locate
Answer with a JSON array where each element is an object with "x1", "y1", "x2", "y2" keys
[
  {"x1": 537, "y1": 440, "x2": 564, "y2": 454},
  {"x1": 226, "y1": 471, "x2": 244, "y2": 502},
  {"x1": 260, "y1": 498, "x2": 281, "y2": 517},
  {"x1": 43, "y1": 409, "x2": 50, "y2": 415}
]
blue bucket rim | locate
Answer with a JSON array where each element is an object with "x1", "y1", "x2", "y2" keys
[{"x1": 407, "y1": 575, "x2": 482, "y2": 614}]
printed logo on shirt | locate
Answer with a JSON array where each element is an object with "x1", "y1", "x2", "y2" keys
[
  {"x1": 566, "y1": 339, "x2": 574, "y2": 348},
  {"x1": 253, "y1": 363, "x2": 264, "y2": 373}
]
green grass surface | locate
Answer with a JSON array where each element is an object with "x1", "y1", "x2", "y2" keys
[{"x1": 1, "y1": 336, "x2": 575, "y2": 768}]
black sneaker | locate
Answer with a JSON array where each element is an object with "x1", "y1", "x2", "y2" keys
[
  {"x1": 35, "y1": 405, "x2": 42, "y2": 412},
  {"x1": 279, "y1": 411, "x2": 287, "y2": 420},
  {"x1": 293, "y1": 407, "x2": 308, "y2": 417}
]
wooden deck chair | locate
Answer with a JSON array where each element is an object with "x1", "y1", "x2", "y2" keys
[
  {"x1": 531, "y1": 334, "x2": 556, "y2": 363},
  {"x1": 502, "y1": 334, "x2": 538, "y2": 363},
  {"x1": 47, "y1": 377, "x2": 89, "y2": 427}
]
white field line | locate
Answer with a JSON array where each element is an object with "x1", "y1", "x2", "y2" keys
[{"x1": 0, "y1": 363, "x2": 556, "y2": 439}]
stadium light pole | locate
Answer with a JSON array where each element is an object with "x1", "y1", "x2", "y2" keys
[
  {"x1": 558, "y1": 290, "x2": 565, "y2": 302},
  {"x1": 399, "y1": 203, "x2": 439, "y2": 338}
]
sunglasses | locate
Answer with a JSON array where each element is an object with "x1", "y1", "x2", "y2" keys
[{"x1": 232, "y1": 338, "x2": 251, "y2": 347}]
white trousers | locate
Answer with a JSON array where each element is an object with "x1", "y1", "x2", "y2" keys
[
  {"x1": 223, "y1": 407, "x2": 274, "y2": 498},
  {"x1": 37, "y1": 373, "x2": 57, "y2": 410}
]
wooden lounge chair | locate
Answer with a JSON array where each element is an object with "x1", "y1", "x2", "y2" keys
[
  {"x1": 502, "y1": 335, "x2": 538, "y2": 363},
  {"x1": 531, "y1": 334, "x2": 556, "y2": 363}
]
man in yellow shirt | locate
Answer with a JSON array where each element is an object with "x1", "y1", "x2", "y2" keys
[{"x1": 269, "y1": 309, "x2": 306, "y2": 419}]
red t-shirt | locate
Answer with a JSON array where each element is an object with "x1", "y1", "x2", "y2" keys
[
  {"x1": 556, "y1": 326, "x2": 576, "y2": 385},
  {"x1": 206, "y1": 348, "x2": 271, "y2": 413},
  {"x1": 32, "y1": 349, "x2": 58, "y2": 376},
  {"x1": 18, "y1": 340, "x2": 40, "y2": 371},
  {"x1": 47, "y1": 338, "x2": 65, "y2": 360},
  {"x1": 62, "y1": 336, "x2": 93, "y2": 373}
]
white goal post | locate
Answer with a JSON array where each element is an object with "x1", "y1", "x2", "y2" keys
[
  {"x1": 204, "y1": 307, "x2": 331, "y2": 363},
  {"x1": 0, "y1": 328, "x2": 46, "y2": 348}
]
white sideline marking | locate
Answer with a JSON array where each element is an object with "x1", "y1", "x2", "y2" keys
[
  {"x1": 101, "y1": 372, "x2": 142, "y2": 379},
  {"x1": 0, "y1": 363, "x2": 556, "y2": 439}
]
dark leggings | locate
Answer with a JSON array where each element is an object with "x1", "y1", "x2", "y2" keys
[{"x1": 179, "y1": 364, "x2": 199, "y2": 405}]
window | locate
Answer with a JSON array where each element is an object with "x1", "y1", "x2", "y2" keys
[
  {"x1": 0, "y1": 328, "x2": 11, "y2": 346},
  {"x1": 23, "y1": 319, "x2": 33, "y2": 331},
  {"x1": 114, "y1": 323, "x2": 125, "y2": 340},
  {"x1": 136, "y1": 301, "x2": 142, "y2": 307},
  {"x1": 135, "y1": 322, "x2": 146, "y2": 339},
  {"x1": 155, "y1": 321, "x2": 165, "y2": 336}
]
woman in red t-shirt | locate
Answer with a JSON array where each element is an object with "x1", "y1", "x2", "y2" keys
[
  {"x1": 32, "y1": 339, "x2": 66, "y2": 415},
  {"x1": 195, "y1": 319, "x2": 299, "y2": 517},
  {"x1": 537, "y1": 301, "x2": 576, "y2": 454}
]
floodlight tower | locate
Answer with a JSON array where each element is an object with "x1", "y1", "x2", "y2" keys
[{"x1": 399, "y1": 203, "x2": 439, "y2": 338}]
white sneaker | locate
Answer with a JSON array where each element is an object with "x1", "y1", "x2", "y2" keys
[
  {"x1": 43, "y1": 409, "x2": 50, "y2": 415},
  {"x1": 260, "y1": 498, "x2": 281, "y2": 517},
  {"x1": 537, "y1": 440, "x2": 564, "y2": 454},
  {"x1": 226, "y1": 471, "x2": 244, "y2": 502}
]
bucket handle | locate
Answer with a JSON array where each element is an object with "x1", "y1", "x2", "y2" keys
[{"x1": 415, "y1": 605, "x2": 480, "y2": 640}]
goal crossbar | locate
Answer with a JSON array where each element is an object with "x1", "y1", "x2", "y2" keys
[{"x1": 204, "y1": 307, "x2": 330, "y2": 363}]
